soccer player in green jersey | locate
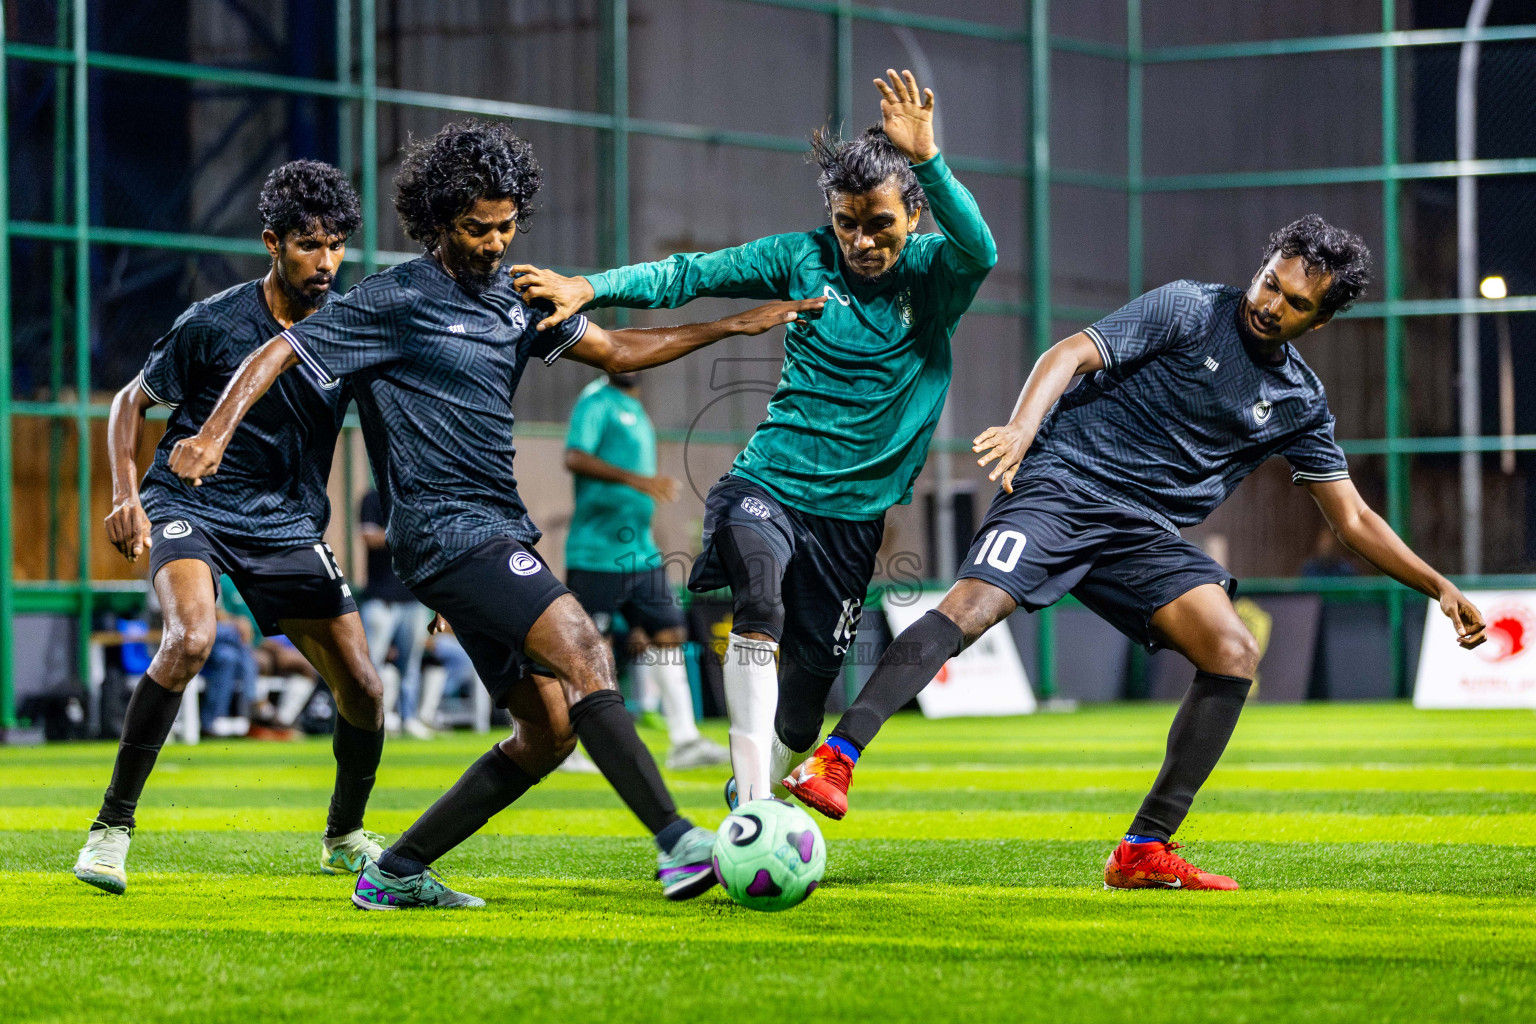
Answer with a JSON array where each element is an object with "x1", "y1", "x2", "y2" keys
[
  {"x1": 515, "y1": 70, "x2": 997, "y2": 805},
  {"x1": 564, "y1": 372, "x2": 730, "y2": 770}
]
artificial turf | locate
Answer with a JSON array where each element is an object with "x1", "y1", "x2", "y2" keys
[{"x1": 1, "y1": 703, "x2": 1532, "y2": 1023}]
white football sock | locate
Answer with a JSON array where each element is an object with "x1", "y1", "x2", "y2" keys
[
  {"x1": 648, "y1": 646, "x2": 701, "y2": 746},
  {"x1": 769, "y1": 731, "x2": 810, "y2": 798},
  {"x1": 723, "y1": 632, "x2": 779, "y2": 803},
  {"x1": 632, "y1": 655, "x2": 661, "y2": 714}
]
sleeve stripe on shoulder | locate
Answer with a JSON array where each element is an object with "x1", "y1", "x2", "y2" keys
[
  {"x1": 1292, "y1": 469, "x2": 1352, "y2": 484},
  {"x1": 542, "y1": 314, "x2": 590, "y2": 365},
  {"x1": 281, "y1": 329, "x2": 342, "y2": 390},
  {"x1": 1083, "y1": 325, "x2": 1115, "y2": 370},
  {"x1": 136, "y1": 373, "x2": 178, "y2": 410}
]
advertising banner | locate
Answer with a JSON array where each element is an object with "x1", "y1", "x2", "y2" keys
[
  {"x1": 1414, "y1": 591, "x2": 1536, "y2": 708},
  {"x1": 884, "y1": 591, "x2": 1037, "y2": 718}
]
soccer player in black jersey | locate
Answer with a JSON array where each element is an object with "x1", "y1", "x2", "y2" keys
[
  {"x1": 169, "y1": 120, "x2": 824, "y2": 907},
  {"x1": 73, "y1": 161, "x2": 391, "y2": 895},
  {"x1": 785, "y1": 215, "x2": 1488, "y2": 890}
]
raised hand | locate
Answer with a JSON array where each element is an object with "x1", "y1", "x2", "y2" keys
[
  {"x1": 973, "y1": 422, "x2": 1036, "y2": 494},
  {"x1": 104, "y1": 497, "x2": 152, "y2": 562},
  {"x1": 875, "y1": 68, "x2": 937, "y2": 163},
  {"x1": 726, "y1": 297, "x2": 827, "y2": 337},
  {"x1": 167, "y1": 432, "x2": 226, "y2": 487},
  {"x1": 509, "y1": 265, "x2": 596, "y2": 332}
]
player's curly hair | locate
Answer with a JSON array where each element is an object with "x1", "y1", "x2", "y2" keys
[
  {"x1": 810, "y1": 123, "x2": 926, "y2": 214},
  {"x1": 1262, "y1": 214, "x2": 1372, "y2": 315},
  {"x1": 394, "y1": 119, "x2": 542, "y2": 247},
  {"x1": 257, "y1": 159, "x2": 362, "y2": 241}
]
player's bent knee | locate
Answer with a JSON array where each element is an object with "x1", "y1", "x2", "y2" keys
[
  {"x1": 1210, "y1": 628, "x2": 1261, "y2": 678},
  {"x1": 155, "y1": 625, "x2": 216, "y2": 684}
]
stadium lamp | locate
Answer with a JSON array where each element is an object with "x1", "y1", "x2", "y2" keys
[{"x1": 1480, "y1": 275, "x2": 1508, "y2": 300}]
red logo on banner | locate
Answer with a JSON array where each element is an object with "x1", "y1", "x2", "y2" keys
[{"x1": 1476, "y1": 603, "x2": 1534, "y2": 664}]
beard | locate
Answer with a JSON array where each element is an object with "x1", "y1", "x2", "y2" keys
[
  {"x1": 275, "y1": 267, "x2": 329, "y2": 313},
  {"x1": 443, "y1": 246, "x2": 504, "y2": 295}
]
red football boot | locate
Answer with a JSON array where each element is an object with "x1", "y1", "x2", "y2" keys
[
  {"x1": 1103, "y1": 839, "x2": 1239, "y2": 891},
  {"x1": 782, "y1": 742, "x2": 856, "y2": 820}
]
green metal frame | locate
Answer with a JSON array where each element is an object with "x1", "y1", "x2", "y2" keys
[{"x1": 2, "y1": 2, "x2": 1534, "y2": 722}]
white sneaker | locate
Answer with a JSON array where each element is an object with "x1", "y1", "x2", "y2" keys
[
  {"x1": 73, "y1": 822, "x2": 131, "y2": 894},
  {"x1": 403, "y1": 717, "x2": 436, "y2": 740},
  {"x1": 557, "y1": 748, "x2": 602, "y2": 774},
  {"x1": 666, "y1": 736, "x2": 731, "y2": 770},
  {"x1": 320, "y1": 828, "x2": 387, "y2": 875}
]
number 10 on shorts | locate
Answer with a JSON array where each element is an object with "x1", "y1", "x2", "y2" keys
[{"x1": 973, "y1": 529, "x2": 1026, "y2": 572}]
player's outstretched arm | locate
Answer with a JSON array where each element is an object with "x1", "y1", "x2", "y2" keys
[
  {"x1": 562, "y1": 297, "x2": 825, "y2": 374},
  {"x1": 103, "y1": 379, "x2": 157, "y2": 562},
  {"x1": 512, "y1": 238, "x2": 793, "y2": 333},
  {"x1": 1305, "y1": 478, "x2": 1486, "y2": 649},
  {"x1": 973, "y1": 331, "x2": 1104, "y2": 492},
  {"x1": 167, "y1": 336, "x2": 299, "y2": 486}
]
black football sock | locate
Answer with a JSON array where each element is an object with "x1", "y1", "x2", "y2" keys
[
  {"x1": 325, "y1": 717, "x2": 385, "y2": 838},
  {"x1": 832, "y1": 610, "x2": 965, "y2": 751},
  {"x1": 1127, "y1": 671, "x2": 1252, "y2": 842},
  {"x1": 380, "y1": 744, "x2": 535, "y2": 876},
  {"x1": 568, "y1": 688, "x2": 688, "y2": 842},
  {"x1": 96, "y1": 673, "x2": 185, "y2": 829}
]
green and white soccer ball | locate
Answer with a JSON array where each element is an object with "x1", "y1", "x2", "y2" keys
[{"x1": 713, "y1": 798, "x2": 826, "y2": 912}]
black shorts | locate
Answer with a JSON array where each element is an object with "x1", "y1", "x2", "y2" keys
[
  {"x1": 958, "y1": 475, "x2": 1234, "y2": 650},
  {"x1": 409, "y1": 536, "x2": 569, "y2": 706},
  {"x1": 566, "y1": 566, "x2": 685, "y2": 637},
  {"x1": 147, "y1": 517, "x2": 357, "y2": 637},
  {"x1": 688, "y1": 473, "x2": 885, "y2": 679}
]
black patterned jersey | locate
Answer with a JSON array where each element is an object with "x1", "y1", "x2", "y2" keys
[
  {"x1": 138, "y1": 279, "x2": 348, "y2": 548},
  {"x1": 1021, "y1": 280, "x2": 1350, "y2": 533},
  {"x1": 281, "y1": 256, "x2": 590, "y2": 588}
]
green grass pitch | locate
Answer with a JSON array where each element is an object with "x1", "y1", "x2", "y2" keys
[{"x1": 2, "y1": 703, "x2": 1533, "y2": 1023}]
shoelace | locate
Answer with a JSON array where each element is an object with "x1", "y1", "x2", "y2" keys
[
  {"x1": 359, "y1": 829, "x2": 386, "y2": 850},
  {"x1": 1137, "y1": 842, "x2": 1199, "y2": 876},
  {"x1": 81, "y1": 820, "x2": 132, "y2": 858},
  {"x1": 815, "y1": 750, "x2": 853, "y2": 791}
]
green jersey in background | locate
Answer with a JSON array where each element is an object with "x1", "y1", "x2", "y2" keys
[
  {"x1": 584, "y1": 152, "x2": 997, "y2": 521},
  {"x1": 565, "y1": 378, "x2": 663, "y2": 572}
]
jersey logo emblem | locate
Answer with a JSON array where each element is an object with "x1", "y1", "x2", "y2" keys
[
  {"x1": 832, "y1": 597, "x2": 863, "y2": 656},
  {"x1": 739, "y1": 497, "x2": 774, "y2": 520},
  {"x1": 898, "y1": 289, "x2": 914, "y2": 328},
  {"x1": 508, "y1": 551, "x2": 542, "y2": 576},
  {"x1": 1252, "y1": 400, "x2": 1273, "y2": 425},
  {"x1": 619, "y1": 411, "x2": 639, "y2": 426},
  {"x1": 823, "y1": 284, "x2": 852, "y2": 306},
  {"x1": 508, "y1": 306, "x2": 526, "y2": 332},
  {"x1": 162, "y1": 520, "x2": 192, "y2": 539},
  {"x1": 1203, "y1": 356, "x2": 1220, "y2": 371},
  {"x1": 447, "y1": 324, "x2": 467, "y2": 334}
]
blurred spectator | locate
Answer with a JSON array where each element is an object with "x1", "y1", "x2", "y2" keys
[
  {"x1": 198, "y1": 610, "x2": 259, "y2": 735},
  {"x1": 1301, "y1": 525, "x2": 1359, "y2": 577},
  {"x1": 359, "y1": 488, "x2": 434, "y2": 739}
]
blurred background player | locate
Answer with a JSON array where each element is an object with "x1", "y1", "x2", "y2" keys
[
  {"x1": 168, "y1": 120, "x2": 823, "y2": 908},
  {"x1": 516, "y1": 69, "x2": 997, "y2": 808},
  {"x1": 785, "y1": 216, "x2": 1488, "y2": 890},
  {"x1": 74, "y1": 161, "x2": 388, "y2": 895},
  {"x1": 564, "y1": 371, "x2": 729, "y2": 770},
  {"x1": 358, "y1": 485, "x2": 435, "y2": 739}
]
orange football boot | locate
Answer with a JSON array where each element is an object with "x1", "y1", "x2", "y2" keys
[
  {"x1": 1103, "y1": 839, "x2": 1239, "y2": 891},
  {"x1": 782, "y1": 742, "x2": 856, "y2": 820}
]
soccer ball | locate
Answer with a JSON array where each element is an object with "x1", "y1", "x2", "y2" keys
[{"x1": 713, "y1": 798, "x2": 826, "y2": 912}]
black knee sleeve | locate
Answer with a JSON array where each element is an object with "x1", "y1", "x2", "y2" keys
[{"x1": 714, "y1": 525, "x2": 786, "y2": 640}]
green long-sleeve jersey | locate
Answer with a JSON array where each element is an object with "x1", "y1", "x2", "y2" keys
[{"x1": 585, "y1": 152, "x2": 997, "y2": 520}]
